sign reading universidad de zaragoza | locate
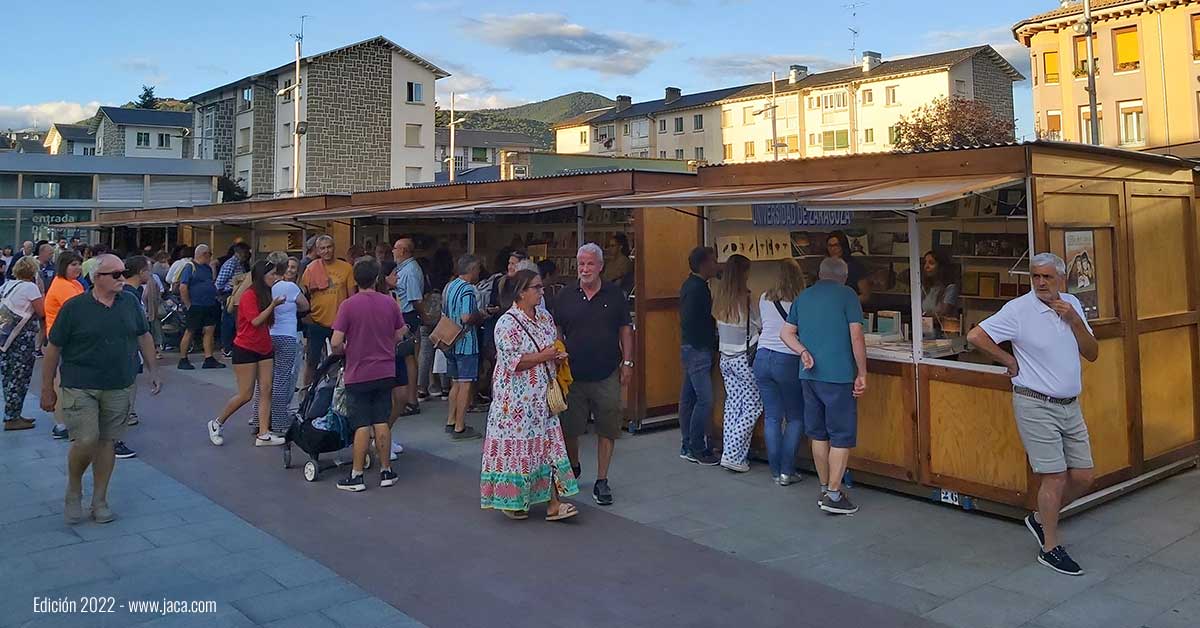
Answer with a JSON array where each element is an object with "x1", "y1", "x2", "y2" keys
[{"x1": 751, "y1": 203, "x2": 852, "y2": 228}]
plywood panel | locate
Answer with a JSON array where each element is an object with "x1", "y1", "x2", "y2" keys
[
  {"x1": 853, "y1": 371, "x2": 915, "y2": 475},
  {"x1": 1081, "y1": 338, "x2": 1130, "y2": 476},
  {"x1": 642, "y1": 309, "x2": 684, "y2": 409},
  {"x1": 928, "y1": 381, "x2": 1027, "y2": 491},
  {"x1": 639, "y1": 207, "x2": 701, "y2": 300},
  {"x1": 1040, "y1": 191, "x2": 1118, "y2": 225},
  {"x1": 1032, "y1": 149, "x2": 1193, "y2": 182},
  {"x1": 1130, "y1": 194, "x2": 1191, "y2": 319},
  {"x1": 1139, "y1": 326, "x2": 1197, "y2": 458}
]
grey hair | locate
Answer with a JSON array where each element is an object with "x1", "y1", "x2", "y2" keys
[
  {"x1": 577, "y1": 242, "x2": 605, "y2": 266},
  {"x1": 818, "y1": 257, "x2": 849, "y2": 282},
  {"x1": 1030, "y1": 252, "x2": 1066, "y2": 276},
  {"x1": 515, "y1": 259, "x2": 539, "y2": 274},
  {"x1": 455, "y1": 253, "x2": 481, "y2": 276},
  {"x1": 193, "y1": 243, "x2": 210, "y2": 256},
  {"x1": 88, "y1": 254, "x2": 122, "y2": 281},
  {"x1": 266, "y1": 251, "x2": 289, "y2": 268},
  {"x1": 315, "y1": 234, "x2": 334, "y2": 247},
  {"x1": 304, "y1": 235, "x2": 318, "y2": 252}
]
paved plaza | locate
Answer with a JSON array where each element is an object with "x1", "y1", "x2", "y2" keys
[{"x1": 3, "y1": 361, "x2": 1200, "y2": 627}]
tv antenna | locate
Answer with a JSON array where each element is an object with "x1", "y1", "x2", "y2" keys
[{"x1": 845, "y1": 2, "x2": 867, "y2": 65}]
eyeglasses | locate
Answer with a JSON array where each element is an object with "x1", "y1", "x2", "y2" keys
[
  {"x1": 527, "y1": 283, "x2": 545, "y2": 291},
  {"x1": 98, "y1": 271, "x2": 126, "y2": 280}
]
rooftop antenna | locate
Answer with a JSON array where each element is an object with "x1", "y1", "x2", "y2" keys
[{"x1": 845, "y1": 2, "x2": 867, "y2": 65}]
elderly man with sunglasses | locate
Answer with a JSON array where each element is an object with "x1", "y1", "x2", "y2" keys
[{"x1": 40, "y1": 254, "x2": 162, "y2": 525}]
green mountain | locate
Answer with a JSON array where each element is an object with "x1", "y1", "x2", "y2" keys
[{"x1": 435, "y1": 91, "x2": 614, "y2": 149}]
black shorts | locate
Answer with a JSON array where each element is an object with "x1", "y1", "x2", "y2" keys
[
  {"x1": 306, "y1": 323, "x2": 333, "y2": 364},
  {"x1": 186, "y1": 304, "x2": 221, "y2": 332},
  {"x1": 231, "y1": 345, "x2": 274, "y2": 364},
  {"x1": 346, "y1": 377, "x2": 396, "y2": 431}
]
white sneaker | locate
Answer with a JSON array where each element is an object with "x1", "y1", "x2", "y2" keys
[
  {"x1": 255, "y1": 433, "x2": 285, "y2": 447},
  {"x1": 391, "y1": 441, "x2": 404, "y2": 455},
  {"x1": 207, "y1": 420, "x2": 224, "y2": 446},
  {"x1": 720, "y1": 459, "x2": 750, "y2": 473}
]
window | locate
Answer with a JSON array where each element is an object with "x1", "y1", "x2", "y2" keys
[
  {"x1": 33, "y1": 182, "x2": 60, "y2": 199},
  {"x1": 281, "y1": 166, "x2": 290, "y2": 188},
  {"x1": 622, "y1": 123, "x2": 629, "y2": 136},
  {"x1": 722, "y1": 144, "x2": 733, "y2": 160},
  {"x1": 693, "y1": 114, "x2": 704, "y2": 131},
  {"x1": 1113, "y1": 26, "x2": 1140, "y2": 72},
  {"x1": 1193, "y1": 15, "x2": 1200, "y2": 59},
  {"x1": 821, "y1": 129, "x2": 849, "y2": 151},
  {"x1": 820, "y1": 93, "x2": 848, "y2": 109},
  {"x1": 885, "y1": 86, "x2": 897, "y2": 105},
  {"x1": 659, "y1": 119, "x2": 667, "y2": 133},
  {"x1": 694, "y1": 146, "x2": 705, "y2": 160},
  {"x1": 405, "y1": 123, "x2": 422, "y2": 147},
  {"x1": 674, "y1": 117, "x2": 684, "y2": 133},
  {"x1": 863, "y1": 128, "x2": 875, "y2": 144},
  {"x1": 282, "y1": 122, "x2": 291, "y2": 147},
  {"x1": 406, "y1": 81, "x2": 423, "y2": 103},
  {"x1": 861, "y1": 89, "x2": 873, "y2": 105},
  {"x1": 785, "y1": 134, "x2": 799, "y2": 152},
  {"x1": 237, "y1": 127, "x2": 250, "y2": 153},
  {"x1": 743, "y1": 106, "x2": 755, "y2": 125},
  {"x1": 136, "y1": 132, "x2": 150, "y2": 147},
  {"x1": 1080, "y1": 105, "x2": 1103, "y2": 144},
  {"x1": 237, "y1": 170, "x2": 249, "y2": 186},
  {"x1": 282, "y1": 79, "x2": 293, "y2": 102},
  {"x1": 597, "y1": 124, "x2": 614, "y2": 140},
  {"x1": 721, "y1": 109, "x2": 732, "y2": 127},
  {"x1": 955, "y1": 80, "x2": 967, "y2": 94},
  {"x1": 637, "y1": 151, "x2": 648, "y2": 158},
  {"x1": 1043, "y1": 50, "x2": 1060, "y2": 84},
  {"x1": 579, "y1": 130, "x2": 587, "y2": 145},
  {"x1": 453, "y1": 155, "x2": 465, "y2": 171},
  {"x1": 1074, "y1": 34, "x2": 1098, "y2": 75},
  {"x1": 471, "y1": 146, "x2": 489, "y2": 162},
  {"x1": 764, "y1": 139, "x2": 775, "y2": 154},
  {"x1": 659, "y1": 150, "x2": 667, "y2": 158},
  {"x1": 83, "y1": 146, "x2": 95, "y2": 156},
  {"x1": 744, "y1": 141, "x2": 756, "y2": 158},
  {"x1": 808, "y1": 133, "x2": 818, "y2": 145},
  {"x1": 888, "y1": 125, "x2": 901, "y2": 145},
  {"x1": 1045, "y1": 110, "x2": 1062, "y2": 140},
  {"x1": 674, "y1": 148, "x2": 684, "y2": 159},
  {"x1": 1118, "y1": 100, "x2": 1145, "y2": 145},
  {"x1": 405, "y1": 167, "x2": 422, "y2": 185},
  {"x1": 241, "y1": 86, "x2": 253, "y2": 109},
  {"x1": 157, "y1": 133, "x2": 170, "y2": 148}
]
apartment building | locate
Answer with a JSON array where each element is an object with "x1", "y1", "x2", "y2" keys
[
  {"x1": 1014, "y1": 0, "x2": 1200, "y2": 154},
  {"x1": 554, "y1": 45, "x2": 1021, "y2": 163},
  {"x1": 189, "y1": 35, "x2": 447, "y2": 197},
  {"x1": 434, "y1": 127, "x2": 539, "y2": 173},
  {"x1": 43, "y1": 124, "x2": 96, "y2": 155},
  {"x1": 92, "y1": 107, "x2": 193, "y2": 159},
  {"x1": 553, "y1": 108, "x2": 614, "y2": 153}
]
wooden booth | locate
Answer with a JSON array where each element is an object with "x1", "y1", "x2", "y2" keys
[{"x1": 602, "y1": 142, "x2": 1199, "y2": 517}]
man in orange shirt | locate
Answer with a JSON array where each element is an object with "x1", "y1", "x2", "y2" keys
[{"x1": 302, "y1": 235, "x2": 356, "y2": 388}]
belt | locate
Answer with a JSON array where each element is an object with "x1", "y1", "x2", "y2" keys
[{"x1": 1013, "y1": 386, "x2": 1076, "y2": 405}]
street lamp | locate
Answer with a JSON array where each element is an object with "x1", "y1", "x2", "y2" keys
[{"x1": 1072, "y1": 0, "x2": 1101, "y2": 145}]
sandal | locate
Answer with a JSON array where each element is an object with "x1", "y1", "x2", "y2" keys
[
  {"x1": 502, "y1": 510, "x2": 529, "y2": 520},
  {"x1": 545, "y1": 502, "x2": 579, "y2": 522},
  {"x1": 399, "y1": 403, "x2": 420, "y2": 417}
]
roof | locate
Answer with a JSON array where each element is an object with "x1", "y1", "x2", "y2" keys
[
  {"x1": 587, "y1": 84, "x2": 756, "y2": 124},
  {"x1": 431, "y1": 166, "x2": 501, "y2": 184},
  {"x1": 551, "y1": 108, "x2": 614, "y2": 130},
  {"x1": 0, "y1": 153, "x2": 223, "y2": 176},
  {"x1": 95, "y1": 107, "x2": 192, "y2": 129},
  {"x1": 190, "y1": 35, "x2": 448, "y2": 101},
  {"x1": 434, "y1": 128, "x2": 540, "y2": 149},
  {"x1": 1014, "y1": 0, "x2": 1140, "y2": 28},
  {"x1": 16, "y1": 139, "x2": 47, "y2": 154},
  {"x1": 722, "y1": 46, "x2": 1023, "y2": 103},
  {"x1": 49, "y1": 123, "x2": 94, "y2": 143}
]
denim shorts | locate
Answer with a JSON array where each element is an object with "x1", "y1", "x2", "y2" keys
[
  {"x1": 445, "y1": 351, "x2": 479, "y2": 382},
  {"x1": 801, "y1": 380, "x2": 858, "y2": 448}
]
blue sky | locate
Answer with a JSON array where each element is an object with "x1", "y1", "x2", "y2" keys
[{"x1": 2, "y1": 0, "x2": 1055, "y2": 138}]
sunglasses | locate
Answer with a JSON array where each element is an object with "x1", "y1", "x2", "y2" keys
[{"x1": 98, "y1": 271, "x2": 126, "y2": 280}]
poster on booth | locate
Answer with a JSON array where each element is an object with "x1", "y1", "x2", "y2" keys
[
  {"x1": 1064, "y1": 230, "x2": 1099, "y2": 319},
  {"x1": 716, "y1": 230, "x2": 791, "y2": 262}
]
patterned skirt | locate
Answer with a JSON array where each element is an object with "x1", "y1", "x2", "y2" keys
[{"x1": 480, "y1": 413, "x2": 579, "y2": 511}]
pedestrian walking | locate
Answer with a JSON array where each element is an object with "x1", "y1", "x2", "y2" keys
[
  {"x1": 712, "y1": 254, "x2": 762, "y2": 473},
  {"x1": 177, "y1": 244, "x2": 226, "y2": 370},
  {"x1": 442, "y1": 255, "x2": 484, "y2": 440},
  {"x1": 754, "y1": 259, "x2": 807, "y2": 486},
  {"x1": 780, "y1": 257, "x2": 867, "y2": 515},
  {"x1": 391, "y1": 237, "x2": 425, "y2": 416},
  {"x1": 216, "y1": 242, "x2": 251, "y2": 358},
  {"x1": 554, "y1": 243, "x2": 633, "y2": 505},
  {"x1": 41, "y1": 254, "x2": 161, "y2": 524},
  {"x1": 250, "y1": 254, "x2": 309, "y2": 434},
  {"x1": 481, "y1": 269, "x2": 579, "y2": 521},
  {"x1": 301, "y1": 235, "x2": 355, "y2": 394},
  {"x1": 331, "y1": 257, "x2": 405, "y2": 492},
  {"x1": 44, "y1": 251, "x2": 86, "y2": 441},
  {"x1": 679, "y1": 246, "x2": 720, "y2": 466},
  {"x1": 967, "y1": 253, "x2": 1098, "y2": 576},
  {"x1": 0, "y1": 257, "x2": 43, "y2": 432},
  {"x1": 207, "y1": 260, "x2": 285, "y2": 447}
]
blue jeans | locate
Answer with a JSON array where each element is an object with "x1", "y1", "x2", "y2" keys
[
  {"x1": 753, "y1": 348, "x2": 805, "y2": 476},
  {"x1": 679, "y1": 345, "x2": 714, "y2": 456},
  {"x1": 220, "y1": 305, "x2": 236, "y2": 352}
]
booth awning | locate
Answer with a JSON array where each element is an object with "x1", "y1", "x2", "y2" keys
[
  {"x1": 394, "y1": 191, "x2": 614, "y2": 218},
  {"x1": 598, "y1": 183, "x2": 870, "y2": 208},
  {"x1": 797, "y1": 174, "x2": 1026, "y2": 213}
]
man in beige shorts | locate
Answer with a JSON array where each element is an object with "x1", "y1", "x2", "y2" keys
[{"x1": 41, "y1": 254, "x2": 161, "y2": 524}]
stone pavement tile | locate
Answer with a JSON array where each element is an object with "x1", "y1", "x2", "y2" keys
[
  {"x1": 159, "y1": 569, "x2": 284, "y2": 605},
  {"x1": 105, "y1": 538, "x2": 230, "y2": 576},
  {"x1": 138, "y1": 605, "x2": 257, "y2": 628},
  {"x1": 1095, "y1": 561, "x2": 1200, "y2": 607},
  {"x1": 262, "y1": 557, "x2": 340, "y2": 588},
  {"x1": 1145, "y1": 591, "x2": 1200, "y2": 628},
  {"x1": 992, "y1": 536, "x2": 1154, "y2": 604},
  {"x1": 1147, "y1": 532, "x2": 1200, "y2": 576},
  {"x1": 182, "y1": 543, "x2": 302, "y2": 580},
  {"x1": 1032, "y1": 588, "x2": 1160, "y2": 628},
  {"x1": 648, "y1": 514, "x2": 725, "y2": 538},
  {"x1": 0, "y1": 479, "x2": 44, "y2": 506},
  {"x1": 688, "y1": 526, "x2": 803, "y2": 563},
  {"x1": 208, "y1": 525, "x2": 285, "y2": 552},
  {"x1": 922, "y1": 585, "x2": 1053, "y2": 628},
  {"x1": 6, "y1": 556, "x2": 117, "y2": 597},
  {"x1": 264, "y1": 612, "x2": 340, "y2": 628},
  {"x1": 320, "y1": 597, "x2": 423, "y2": 628},
  {"x1": 29, "y1": 533, "x2": 154, "y2": 568},
  {"x1": 806, "y1": 537, "x2": 937, "y2": 582},
  {"x1": 231, "y1": 579, "x2": 371, "y2": 624},
  {"x1": 73, "y1": 512, "x2": 188, "y2": 541},
  {"x1": 0, "y1": 528, "x2": 80, "y2": 555},
  {"x1": 0, "y1": 501, "x2": 52, "y2": 525},
  {"x1": 1099, "y1": 514, "x2": 1200, "y2": 552},
  {"x1": 892, "y1": 556, "x2": 1017, "y2": 599},
  {"x1": 841, "y1": 575, "x2": 951, "y2": 616}
]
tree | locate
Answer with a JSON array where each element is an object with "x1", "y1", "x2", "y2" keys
[
  {"x1": 136, "y1": 85, "x2": 159, "y2": 110},
  {"x1": 892, "y1": 96, "x2": 1016, "y2": 152},
  {"x1": 218, "y1": 175, "x2": 248, "y2": 202}
]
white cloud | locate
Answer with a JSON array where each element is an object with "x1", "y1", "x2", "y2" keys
[
  {"x1": 691, "y1": 53, "x2": 846, "y2": 81},
  {"x1": 0, "y1": 101, "x2": 104, "y2": 130},
  {"x1": 921, "y1": 27, "x2": 1031, "y2": 79},
  {"x1": 430, "y1": 58, "x2": 527, "y2": 110},
  {"x1": 462, "y1": 13, "x2": 670, "y2": 76}
]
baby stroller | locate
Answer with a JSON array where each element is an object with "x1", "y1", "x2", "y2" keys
[{"x1": 282, "y1": 354, "x2": 373, "y2": 482}]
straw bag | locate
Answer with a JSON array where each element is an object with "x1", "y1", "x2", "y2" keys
[
  {"x1": 430, "y1": 283, "x2": 466, "y2": 352},
  {"x1": 506, "y1": 312, "x2": 568, "y2": 416}
]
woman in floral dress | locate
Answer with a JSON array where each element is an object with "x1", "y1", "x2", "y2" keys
[{"x1": 480, "y1": 269, "x2": 579, "y2": 521}]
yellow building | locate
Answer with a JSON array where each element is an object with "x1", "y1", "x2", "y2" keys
[{"x1": 1014, "y1": 0, "x2": 1200, "y2": 155}]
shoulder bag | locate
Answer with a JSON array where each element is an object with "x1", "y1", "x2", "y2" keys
[
  {"x1": 429, "y1": 282, "x2": 466, "y2": 352},
  {"x1": 0, "y1": 281, "x2": 34, "y2": 352},
  {"x1": 506, "y1": 312, "x2": 568, "y2": 415}
]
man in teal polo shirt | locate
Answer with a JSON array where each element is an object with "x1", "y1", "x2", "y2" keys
[
  {"x1": 781, "y1": 257, "x2": 868, "y2": 515},
  {"x1": 41, "y1": 254, "x2": 162, "y2": 525}
]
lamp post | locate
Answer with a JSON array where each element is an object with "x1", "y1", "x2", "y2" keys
[
  {"x1": 277, "y1": 16, "x2": 308, "y2": 197},
  {"x1": 754, "y1": 71, "x2": 781, "y2": 161},
  {"x1": 446, "y1": 91, "x2": 466, "y2": 182},
  {"x1": 1075, "y1": 0, "x2": 1101, "y2": 145}
]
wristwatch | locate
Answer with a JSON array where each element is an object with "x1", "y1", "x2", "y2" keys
[{"x1": 621, "y1": 360, "x2": 635, "y2": 368}]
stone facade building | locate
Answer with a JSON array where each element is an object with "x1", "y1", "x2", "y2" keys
[{"x1": 189, "y1": 36, "x2": 446, "y2": 198}]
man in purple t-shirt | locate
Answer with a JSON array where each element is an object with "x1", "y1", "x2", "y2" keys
[{"x1": 331, "y1": 257, "x2": 408, "y2": 493}]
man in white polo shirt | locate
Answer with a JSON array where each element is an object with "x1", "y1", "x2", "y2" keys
[{"x1": 967, "y1": 252, "x2": 1098, "y2": 577}]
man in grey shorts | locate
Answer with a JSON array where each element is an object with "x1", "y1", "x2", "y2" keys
[{"x1": 968, "y1": 252, "x2": 1098, "y2": 577}]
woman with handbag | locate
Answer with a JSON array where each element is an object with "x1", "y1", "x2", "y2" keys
[
  {"x1": 480, "y1": 269, "x2": 579, "y2": 522},
  {"x1": 712, "y1": 254, "x2": 762, "y2": 473},
  {"x1": 251, "y1": 254, "x2": 309, "y2": 434},
  {"x1": 0, "y1": 257, "x2": 44, "y2": 431},
  {"x1": 754, "y1": 259, "x2": 808, "y2": 486}
]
